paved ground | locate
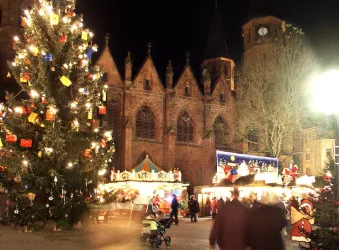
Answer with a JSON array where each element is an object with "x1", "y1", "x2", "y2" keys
[{"x1": 0, "y1": 216, "x2": 303, "y2": 250}]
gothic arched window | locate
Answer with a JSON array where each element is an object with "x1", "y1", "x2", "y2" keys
[
  {"x1": 177, "y1": 111, "x2": 193, "y2": 143},
  {"x1": 214, "y1": 116, "x2": 228, "y2": 146},
  {"x1": 136, "y1": 106, "x2": 155, "y2": 139}
]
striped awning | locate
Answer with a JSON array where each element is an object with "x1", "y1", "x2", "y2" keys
[{"x1": 132, "y1": 155, "x2": 163, "y2": 173}]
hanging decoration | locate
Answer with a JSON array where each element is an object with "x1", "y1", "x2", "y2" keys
[
  {"x1": 20, "y1": 139, "x2": 33, "y2": 148},
  {"x1": 5, "y1": 134, "x2": 17, "y2": 143},
  {"x1": 60, "y1": 75, "x2": 72, "y2": 87}
]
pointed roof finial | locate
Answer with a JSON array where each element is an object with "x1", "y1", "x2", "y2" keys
[
  {"x1": 105, "y1": 33, "x2": 110, "y2": 46},
  {"x1": 147, "y1": 42, "x2": 152, "y2": 56},
  {"x1": 185, "y1": 52, "x2": 190, "y2": 64},
  {"x1": 125, "y1": 51, "x2": 132, "y2": 65},
  {"x1": 166, "y1": 60, "x2": 173, "y2": 75}
]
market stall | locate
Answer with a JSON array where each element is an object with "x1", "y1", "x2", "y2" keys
[{"x1": 95, "y1": 156, "x2": 189, "y2": 216}]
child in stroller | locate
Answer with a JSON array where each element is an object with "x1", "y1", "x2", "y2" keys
[{"x1": 140, "y1": 213, "x2": 171, "y2": 248}]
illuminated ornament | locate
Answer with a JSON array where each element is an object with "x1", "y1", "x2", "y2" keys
[
  {"x1": 72, "y1": 119, "x2": 79, "y2": 131},
  {"x1": 60, "y1": 75, "x2": 72, "y2": 87},
  {"x1": 28, "y1": 112, "x2": 38, "y2": 123},
  {"x1": 60, "y1": 35, "x2": 67, "y2": 43},
  {"x1": 29, "y1": 45, "x2": 39, "y2": 56},
  {"x1": 88, "y1": 108, "x2": 92, "y2": 119},
  {"x1": 67, "y1": 11, "x2": 74, "y2": 17},
  {"x1": 21, "y1": 20, "x2": 26, "y2": 27},
  {"x1": 14, "y1": 209, "x2": 19, "y2": 214},
  {"x1": 46, "y1": 106, "x2": 57, "y2": 121},
  {"x1": 5, "y1": 134, "x2": 17, "y2": 143},
  {"x1": 98, "y1": 106, "x2": 107, "y2": 115},
  {"x1": 86, "y1": 48, "x2": 93, "y2": 59},
  {"x1": 38, "y1": 151, "x2": 42, "y2": 158},
  {"x1": 14, "y1": 106, "x2": 27, "y2": 114},
  {"x1": 25, "y1": 59, "x2": 31, "y2": 65},
  {"x1": 43, "y1": 53, "x2": 53, "y2": 62},
  {"x1": 102, "y1": 90, "x2": 107, "y2": 101},
  {"x1": 20, "y1": 139, "x2": 33, "y2": 148},
  {"x1": 27, "y1": 192, "x2": 36, "y2": 206},
  {"x1": 45, "y1": 147, "x2": 53, "y2": 155},
  {"x1": 81, "y1": 31, "x2": 88, "y2": 40},
  {"x1": 84, "y1": 149, "x2": 92, "y2": 158},
  {"x1": 6, "y1": 72, "x2": 11, "y2": 78},
  {"x1": 50, "y1": 13, "x2": 59, "y2": 25},
  {"x1": 100, "y1": 139, "x2": 107, "y2": 148},
  {"x1": 51, "y1": 66, "x2": 55, "y2": 71}
]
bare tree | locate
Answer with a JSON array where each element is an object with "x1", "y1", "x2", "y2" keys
[{"x1": 236, "y1": 25, "x2": 318, "y2": 158}]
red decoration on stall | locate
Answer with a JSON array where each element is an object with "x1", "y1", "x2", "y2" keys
[
  {"x1": 6, "y1": 134, "x2": 17, "y2": 143},
  {"x1": 98, "y1": 106, "x2": 106, "y2": 115},
  {"x1": 84, "y1": 149, "x2": 92, "y2": 158},
  {"x1": 20, "y1": 139, "x2": 33, "y2": 148}
]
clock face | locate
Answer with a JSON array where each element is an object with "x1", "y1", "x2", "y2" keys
[{"x1": 258, "y1": 27, "x2": 268, "y2": 36}]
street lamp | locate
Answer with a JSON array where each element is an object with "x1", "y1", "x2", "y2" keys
[{"x1": 310, "y1": 70, "x2": 339, "y2": 193}]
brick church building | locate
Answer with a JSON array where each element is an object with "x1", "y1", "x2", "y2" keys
[{"x1": 0, "y1": 0, "x2": 333, "y2": 185}]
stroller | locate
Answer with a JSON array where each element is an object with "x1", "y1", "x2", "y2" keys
[{"x1": 139, "y1": 215, "x2": 171, "y2": 248}]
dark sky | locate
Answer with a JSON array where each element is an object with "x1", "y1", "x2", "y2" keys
[{"x1": 75, "y1": 0, "x2": 339, "y2": 80}]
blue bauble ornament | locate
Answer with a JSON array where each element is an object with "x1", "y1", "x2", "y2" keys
[
  {"x1": 43, "y1": 53, "x2": 53, "y2": 62},
  {"x1": 87, "y1": 48, "x2": 93, "y2": 59}
]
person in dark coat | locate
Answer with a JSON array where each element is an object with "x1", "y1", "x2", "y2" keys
[
  {"x1": 189, "y1": 195, "x2": 199, "y2": 222},
  {"x1": 170, "y1": 194, "x2": 179, "y2": 225},
  {"x1": 209, "y1": 187, "x2": 250, "y2": 250},
  {"x1": 249, "y1": 192, "x2": 260, "y2": 209},
  {"x1": 246, "y1": 193, "x2": 287, "y2": 250}
]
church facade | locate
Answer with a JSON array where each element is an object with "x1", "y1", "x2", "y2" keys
[{"x1": 0, "y1": 1, "x2": 333, "y2": 185}]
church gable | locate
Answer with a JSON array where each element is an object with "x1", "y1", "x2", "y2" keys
[
  {"x1": 211, "y1": 75, "x2": 232, "y2": 105},
  {"x1": 174, "y1": 65, "x2": 202, "y2": 100},
  {"x1": 133, "y1": 57, "x2": 164, "y2": 92},
  {"x1": 96, "y1": 46, "x2": 123, "y2": 87}
]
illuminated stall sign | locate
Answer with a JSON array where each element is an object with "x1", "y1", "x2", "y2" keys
[{"x1": 215, "y1": 150, "x2": 279, "y2": 184}]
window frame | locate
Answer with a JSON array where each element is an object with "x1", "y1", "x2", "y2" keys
[
  {"x1": 136, "y1": 106, "x2": 155, "y2": 140},
  {"x1": 177, "y1": 111, "x2": 194, "y2": 143}
]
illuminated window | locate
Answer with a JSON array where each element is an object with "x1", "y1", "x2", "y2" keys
[
  {"x1": 136, "y1": 106, "x2": 155, "y2": 139},
  {"x1": 177, "y1": 111, "x2": 193, "y2": 143}
]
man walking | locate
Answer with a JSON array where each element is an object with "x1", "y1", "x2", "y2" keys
[
  {"x1": 189, "y1": 195, "x2": 199, "y2": 222},
  {"x1": 170, "y1": 194, "x2": 179, "y2": 225},
  {"x1": 209, "y1": 187, "x2": 250, "y2": 250}
]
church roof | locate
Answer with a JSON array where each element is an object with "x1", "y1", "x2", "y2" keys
[
  {"x1": 132, "y1": 155, "x2": 163, "y2": 173},
  {"x1": 202, "y1": 6, "x2": 229, "y2": 61}
]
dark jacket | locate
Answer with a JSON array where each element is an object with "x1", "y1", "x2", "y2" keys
[
  {"x1": 247, "y1": 204, "x2": 287, "y2": 250},
  {"x1": 250, "y1": 200, "x2": 260, "y2": 209},
  {"x1": 189, "y1": 199, "x2": 199, "y2": 213},
  {"x1": 171, "y1": 197, "x2": 179, "y2": 211},
  {"x1": 209, "y1": 199, "x2": 250, "y2": 250}
]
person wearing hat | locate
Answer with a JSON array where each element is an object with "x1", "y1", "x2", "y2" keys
[{"x1": 209, "y1": 187, "x2": 250, "y2": 250}]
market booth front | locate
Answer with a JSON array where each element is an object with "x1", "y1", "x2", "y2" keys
[
  {"x1": 195, "y1": 151, "x2": 317, "y2": 217},
  {"x1": 93, "y1": 156, "x2": 189, "y2": 223}
]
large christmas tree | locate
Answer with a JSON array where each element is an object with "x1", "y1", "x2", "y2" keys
[
  {"x1": 0, "y1": 0, "x2": 114, "y2": 229},
  {"x1": 312, "y1": 159, "x2": 339, "y2": 249}
]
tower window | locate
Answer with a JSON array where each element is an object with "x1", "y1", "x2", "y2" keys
[
  {"x1": 144, "y1": 79, "x2": 152, "y2": 91},
  {"x1": 184, "y1": 83, "x2": 190, "y2": 96},
  {"x1": 220, "y1": 92, "x2": 225, "y2": 103}
]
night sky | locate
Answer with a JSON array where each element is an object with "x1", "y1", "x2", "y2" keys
[{"x1": 75, "y1": 0, "x2": 339, "y2": 80}]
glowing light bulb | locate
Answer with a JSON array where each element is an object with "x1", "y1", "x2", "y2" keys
[
  {"x1": 79, "y1": 22, "x2": 83, "y2": 28},
  {"x1": 12, "y1": 62, "x2": 17, "y2": 66},
  {"x1": 13, "y1": 36, "x2": 19, "y2": 42},
  {"x1": 79, "y1": 88, "x2": 85, "y2": 93},
  {"x1": 94, "y1": 128, "x2": 99, "y2": 133},
  {"x1": 98, "y1": 169, "x2": 106, "y2": 176},
  {"x1": 14, "y1": 106, "x2": 23, "y2": 114},
  {"x1": 70, "y1": 102, "x2": 78, "y2": 108},
  {"x1": 39, "y1": 9, "x2": 44, "y2": 16},
  {"x1": 22, "y1": 160, "x2": 28, "y2": 166},
  {"x1": 30, "y1": 90, "x2": 39, "y2": 98},
  {"x1": 67, "y1": 162, "x2": 73, "y2": 168},
  {"x1": 91, "y1": 142, "x2": 97, "y2": 148},
  {"x1": 85, "y1": 103, "x2": 91, "y2": 108},
  {"x1": 104, "y1": 85, "x2": 108, "y2": 89},
  {"x1": 62, "y1": 16, "x2": 68, "y2": 23},
  {"x1": 48, "y1": 106, "x2": 57, "y2": 114},
  {"x1": 24, "y1": 9, "x2": 30, "y2": 16},
  {"x1": 89, "y1": 32, "x2": 94, "y2": 38}
]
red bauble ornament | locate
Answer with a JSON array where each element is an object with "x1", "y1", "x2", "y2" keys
[
  {"x1": 20, "y1": 139, "x2": 32, "y2": 148},
  {"x1": 98, "y1": 106, "x2": 107, "y2": 115},
  {"x1": 84, "y1": 149, "x2": 92, "y2": 158},
  {"x1": 6, "y1": 200, "x2": 11, "y2": 206},
  {"x1": 60, "y1": 35, "x2": 67, "y2": 43},
  {"x1": 6, "y1": 134, "x2": 17, "y2": 143},
  {"x1": 333, "y1": 227, "x2": 338, "y2": 233}
]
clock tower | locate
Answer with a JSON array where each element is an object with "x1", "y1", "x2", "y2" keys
[{"x1": 242, "y1": 0, "x2": 285, "y2": 62}]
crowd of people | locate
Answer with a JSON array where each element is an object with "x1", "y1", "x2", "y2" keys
[{"x1": 208, "y1": 187, "x2": 295, "y2": 250}]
